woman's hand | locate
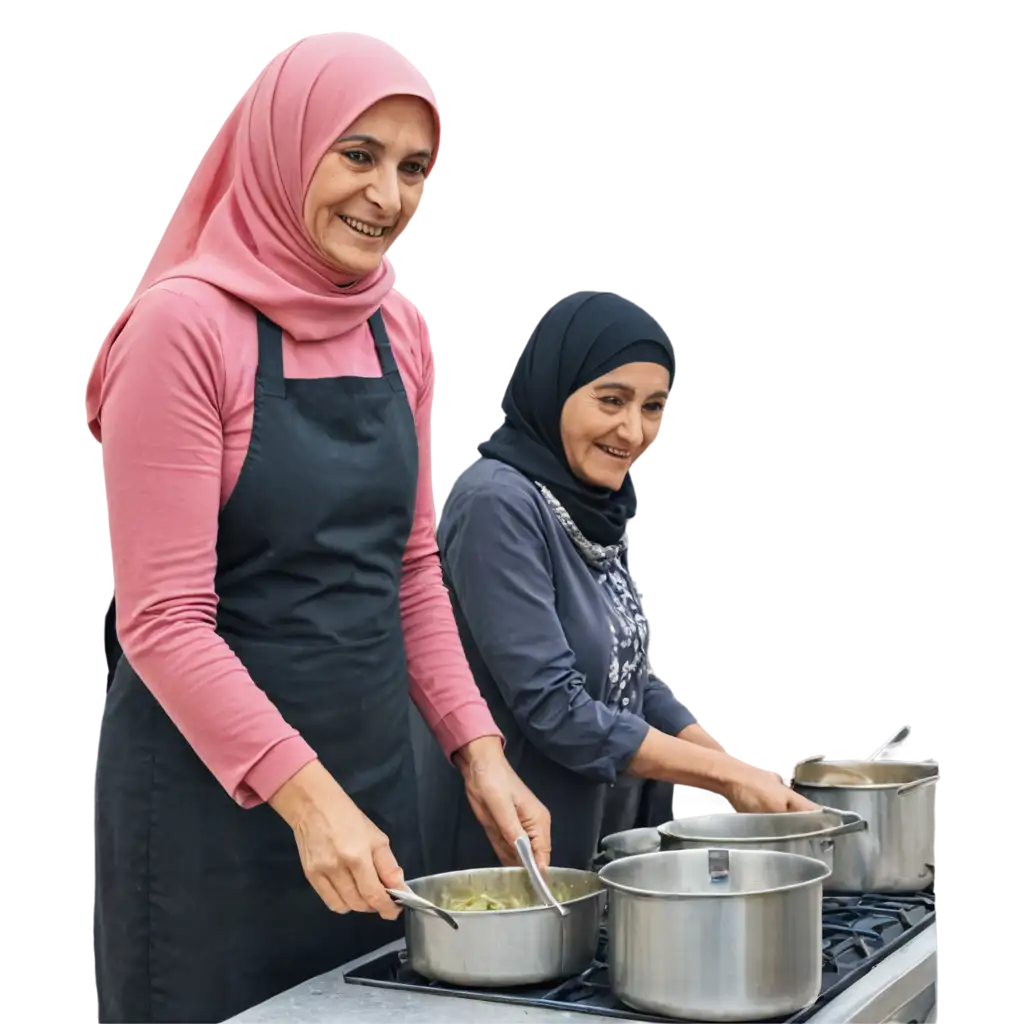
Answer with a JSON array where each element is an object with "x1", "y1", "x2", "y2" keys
[
  {"x1": 269, "y1": 760, "x2": 404, "y2": 919},
  {"x1": 629, "y1": 729, "x2": 817, "y2": 812},
  {"x1": 724, "y1": 764, "x2": 819, "y2": 813},
  {"x1": 454, "y1": 736, "x2": 552, "y2": 869}
]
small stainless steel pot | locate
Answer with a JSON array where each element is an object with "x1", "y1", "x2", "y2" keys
[
  {"x1": 403, "y1": 866, "x2": 604, "y2": 986},
  {"x1": 594, "y1": 826, "x2": 662, "y2": 866},
  {"x1": 791, "y1": 758, "x2": 938, "y2": 894},
  {"x1": 598, "y1": 848, "x2": 829, "y2": 1021},
  {"x1": 657, "y1": 808, "x2": 867, "y2": 875}
]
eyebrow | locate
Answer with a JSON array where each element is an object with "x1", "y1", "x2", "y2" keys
[
  {"x1": 594, "y1": 382, "x2": 669, "y2": 400},
  {"x1": 335, "y1": 133, "x2": 433, "y2": 161}
]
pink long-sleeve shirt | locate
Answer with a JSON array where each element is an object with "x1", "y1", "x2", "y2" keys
[{"x1": 96, "y1": 278, "x2": 500, "y2": 808}]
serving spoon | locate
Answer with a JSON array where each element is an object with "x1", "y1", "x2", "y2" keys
[
  {"x1": 386, "y1": 886, "x2": 459, "y2": 930},
  {"x1": 515, "y1": 835, "x2": 568, "y2": 917}
]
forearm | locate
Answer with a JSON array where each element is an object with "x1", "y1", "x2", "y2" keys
[
  {"x1": 124, "y1": 611, "x2": 317, "y2": 805},
  {"x1": 626, "y1": 727, "x2": 744, "y2": 794},
  {"x1": 678, "y1": 723, "x2": 727, "y2": 753}
]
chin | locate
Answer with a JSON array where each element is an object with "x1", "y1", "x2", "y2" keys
[
  {"x1": 324, "y1": 247, "x2": 384, "y2": 279},
  {"x1": 582, "y1": 467, "x2": 629, "y2": 491},
  {"x1": 329, "y1": 258, "x2": 382, "y2": 282}
]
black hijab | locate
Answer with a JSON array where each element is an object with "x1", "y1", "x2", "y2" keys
[{"x1": 479, "y1": 292, "x2": 675, "y2": 546}]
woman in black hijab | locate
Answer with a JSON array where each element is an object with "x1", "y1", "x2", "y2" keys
[{"x1": 413, "y1": 292, "x2": 816, "y2": 872}]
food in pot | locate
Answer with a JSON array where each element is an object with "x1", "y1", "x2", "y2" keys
[
  {"x1": 440, "y1": 881, "x2": 577, "y2": 912},
  {"x1": 813, "y1": 767, "x2": 873, "y2": 785}
]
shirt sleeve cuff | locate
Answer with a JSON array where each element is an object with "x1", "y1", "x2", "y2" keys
[
  {"x1": 239, "y1": 735, "x2": 319, "y2": 806},
  {"x1": 608, "y1": 715, "x2": 652, "y2": 779},
  {"x1": 431, "y1": 702, "x2": 506, "y2": 762}
]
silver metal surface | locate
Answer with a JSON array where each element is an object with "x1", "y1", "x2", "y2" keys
[
  {"x1": 516, "y1": 834, "x2": 568, "y2": 916},
  {"x1": 403, "y1": 865, "x2": 604, "y2": 986},
  {"x1": 868, "y1": 725, "x2": 911, "y2": 761},
  {"x1": 792, "y1": 760, "x2": 938, "y2": 893},
  {"x1": 596, "y1": 826, "x2": 661, "y2": 864},
  {"x1": 386, "y1": 887, "x2": 458, "y2": 930},
  {"x1": 895, "y1": 775, "x2": 939, "y2": 797},
  {"x1": 598, "y1": 848, "x2": 829, "y2": 1021},
  {"x1": 655, "y1": 808, "x2": 867, "y2": 874}
]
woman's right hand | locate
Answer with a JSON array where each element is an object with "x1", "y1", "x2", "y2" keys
[
  {"x1": 724, "y1": 765, "x2": 820, "y2": 813},
  {"x1": 269, "y1": 760, "x2": 404, "y2": 919}
]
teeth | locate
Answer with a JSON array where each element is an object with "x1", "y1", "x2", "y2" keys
[
  {"x1": 341, "y1": 216, "x2": 386, "y2": 237},
  {"x1": 599, "y1": 445, "x2": 630, "y2": 458}
]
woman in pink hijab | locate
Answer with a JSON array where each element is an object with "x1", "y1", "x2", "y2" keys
[{"x1": 87, "y1": 33, "x2": 550, "y2": 1023}]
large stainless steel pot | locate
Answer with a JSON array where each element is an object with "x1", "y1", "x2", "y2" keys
[
  {"x1": 598, "y1": 848, "x2": 829, "y2": 1022},
  {"x1": 403, "y1": 866, "x2": 604, "y2": 986},
  {"x1": 791, "y1": 758, "x2": 938, "y2": 894},
  {"x1": 657, "y1": 808, "x2": 866, "y2": 875},
  {"x1": 596, "y1": 808, "x2": 866, "y2": 875}
]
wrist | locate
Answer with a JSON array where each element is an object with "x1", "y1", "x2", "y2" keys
[
  {"x1": 453, "y1": 735, "x2": 504, "y2": 777},
  {"x1": 268, "y1": 759, "x2": 332, "y2": 828}
]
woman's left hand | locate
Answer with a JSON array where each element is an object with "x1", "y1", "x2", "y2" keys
[{"x1": 454, "y1": 736, "x2": 552, "y2": 869}]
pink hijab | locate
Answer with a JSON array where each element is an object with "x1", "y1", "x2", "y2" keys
[{"x1": 86, "y1": 32, "x2": 440, "y2": 440}]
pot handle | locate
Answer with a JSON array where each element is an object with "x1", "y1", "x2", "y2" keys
[
  {"x1": 896, "y1": 774, "x2": 939, "y2": 796},
  {"x1": 821, "y1": 809, "x2": 869, "y2": 837},
  {"x1": 709, "y1": 848, "x2": 730, "y2": 883},
  {"x1": 794, "y1": 753, "x2": 825, "y2": 770}
]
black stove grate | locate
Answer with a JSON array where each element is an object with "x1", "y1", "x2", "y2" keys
[{"x1": 343, "y1": 890, "x2": 935, "y2": 1022}]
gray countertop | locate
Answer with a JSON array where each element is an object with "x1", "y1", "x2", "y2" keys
[
  {"x1": 229, "y1": 939, "x2": 618, "y2": 1023},
  {"x1": 228, "y1": 925, "x2": 937, "y2": 1024}
]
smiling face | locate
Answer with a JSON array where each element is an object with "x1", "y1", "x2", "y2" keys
[
  {"x1": 302, "y1": 94, "x2": 436, "y2": 279},
  {"x1": 559, "y1": 362, "x2": 671, "y2": 490}
]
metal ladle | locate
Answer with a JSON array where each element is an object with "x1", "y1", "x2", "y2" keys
[
  {"x1": 795, "y1": 725, "x2": 914, "y2": 786},
  {"x1": 867, "y1": 725, "x2": 910, "y2": 761},
  {"x1": 386, "y1": 887, "x2": 459, "y2": 930},
  {"x1": 515, "y1": 835, "x2": 568, "y2": 917}
]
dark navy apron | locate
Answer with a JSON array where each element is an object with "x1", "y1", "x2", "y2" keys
[{"x1": 95, "y1": 308, "x2": 422, "y2": 1023}]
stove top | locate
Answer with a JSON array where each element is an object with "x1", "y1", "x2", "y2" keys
[{"x1": 342, "y1": 891, "x2": 936, "y2": 1022}]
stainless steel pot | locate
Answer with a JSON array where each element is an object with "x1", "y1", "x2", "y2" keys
[
  {"x1": 598, "y1": 848, "x2": 829, "y2": 1022},
  {"x1": 403, "y1": 866, "x2": 604, "y2": 986},
  {"x1": 791, "y1": 758, "x2": 938, "y2": 894},
  {"x1": 657, "y1": 808, "x2": 867, "y2": 875},
  {"x1": 595, "y1": 826, "x2": 662, "y2": 866}
]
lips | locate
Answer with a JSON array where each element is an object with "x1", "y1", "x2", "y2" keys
[
  {"x1": 338, "y1": 214, "x2": 391, "y2": 239},
  {"x1": 596, "y1": 444, "x2": 631, "y2": 460}
]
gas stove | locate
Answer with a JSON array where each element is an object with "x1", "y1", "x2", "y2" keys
[{"x1": 342, "y1": 891, "x2": 936, "y2": 1023}]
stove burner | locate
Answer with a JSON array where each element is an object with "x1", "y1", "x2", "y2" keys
[{"x1": 343, "y1": 889, "x2": 935, "y2": 1023}]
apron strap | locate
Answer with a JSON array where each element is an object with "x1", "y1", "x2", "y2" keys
[
  {"x1": 368, "y1": 309, "x2": 405, "y2": 394},
  {"x1": 257, "y1": 309, "x2": 401, "y2": 395},
  {"x1": 256, "y1": 311, "x2": 287, "y2": 398}
]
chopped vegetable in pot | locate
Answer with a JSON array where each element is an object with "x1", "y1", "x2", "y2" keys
[{"x1": 440, "y1": 882, "x2": 577, "y2": 912}]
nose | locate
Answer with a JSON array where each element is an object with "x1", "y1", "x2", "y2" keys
[
  {"x1": 366, "y1": 165, "x2": 401, "y2": 220},
  {"x1": 615, "y1": 406, "x2": 644, "y2": 449}
]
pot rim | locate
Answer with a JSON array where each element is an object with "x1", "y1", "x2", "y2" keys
[
  {"x1": 656, "y1": 810, "x2": 853, "y2": 845},
  {"x1": 792, "y1": 759, "x2": 939, "y2": 791},
  {"x1": 404, "y1": 865, "x2": 604, "y2": 917},
  {"x1": 597, "y1": 849, "x2": 831, "y2": 900}
]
